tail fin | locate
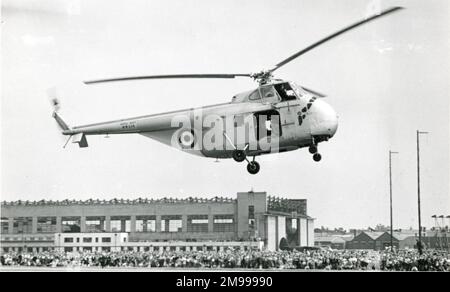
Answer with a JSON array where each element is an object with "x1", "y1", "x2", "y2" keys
[{"x1": 52, "y1": 111, "x2": 70, "y2": 131}]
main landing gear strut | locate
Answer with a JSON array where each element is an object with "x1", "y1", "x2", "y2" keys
[
  {"x1": 225, "y1": 132, "x2": 260, "y2": 175},
  {"x1": 309, "y1": 139, "x2": 322, "y2": 162},
  {"x1": 232, "y1": 148, "x2": 260, "y2": 175}
]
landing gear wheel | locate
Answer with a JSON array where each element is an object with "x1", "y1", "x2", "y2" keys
[
  {"x1": 232, "y1": 150, "x2": 247, "y2": 162},
  {"x1": 309, "y1": 145, "x2": 318, "y2": 154},
  {"x1": 313, "y1": 153, "x2": 322, "y2": 162},
  {"x1": 247, "y1": 161, "x2": 260, "y2": 174}
]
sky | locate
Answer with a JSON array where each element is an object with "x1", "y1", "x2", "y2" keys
[{"x1": 1, "y1": 0, "x2": 449, "y2": 230}]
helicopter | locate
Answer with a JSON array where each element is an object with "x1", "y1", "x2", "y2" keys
[{"x1": 52, "y1": 7, "x2": 403, "y2": 175}]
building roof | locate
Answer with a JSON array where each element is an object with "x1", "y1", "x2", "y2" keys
[
  {"x1": 1, "y1": 195, "x2": 310, "y2": 215},
  {"x1": 266, "y1": 210, "x2": 313, "y2": 219},
  {"x1": 340, "y1": 235, "x2": 355, "y2": 241},
  {"x1": 1, "y1": 196, "x2": 237, "y2": 207},
  {"x1": 315, "y1": 236, "x2": 346, "y2": 243},
  {"x1": 362, "y1": 231, "x2": 385, "y2": 240},
  {"x1": 393, "y1": 232, "x2": 416, "y2": 241}
]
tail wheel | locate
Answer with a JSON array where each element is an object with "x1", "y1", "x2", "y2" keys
[
  {"x1": 232, "y1": 150, "x2": 247, "y2": 162},
  {"x1": 247, "y1": 161, "x2": 260, "y2": 174},
  {"x1": 309, "y1": 145, "x2": 317, "y2": 154}
]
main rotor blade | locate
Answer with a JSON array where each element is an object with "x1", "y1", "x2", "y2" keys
[
  {"x1": 301, "y1": 86, "x2": 327, "y2": 98},
  {"x1": 84, "y1": 74, "x2": 252, "y2": 84},
  {"x1": 271, "y1": 6, "x2": 404, "y2": 72}
]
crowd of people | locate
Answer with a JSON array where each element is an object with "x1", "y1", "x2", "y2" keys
[
  {"x1": 1, "y1": 248, "x2": 448, "y2": 271},
  {"x1": 380, "y1": 249, "x2": 449, "y2": 271}
]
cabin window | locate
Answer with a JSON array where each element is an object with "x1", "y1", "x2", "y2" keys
[{"x1": 274, "y1": 83, "x2": 297, "y2": 101}]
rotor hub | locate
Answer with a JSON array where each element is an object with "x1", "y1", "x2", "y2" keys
[{"x1": 250, "y1": 70, "x2": 273, "y2": 85}]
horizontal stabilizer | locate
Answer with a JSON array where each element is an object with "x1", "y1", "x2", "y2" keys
[{"x1": 72, "y1": 133, "x2": 88, "y2": 148}]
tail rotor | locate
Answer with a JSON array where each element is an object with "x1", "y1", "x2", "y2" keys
[
  {"x1": 48, "y1": 87, "x2": 61, "y2": 113},
  {"x1": 48, "y1": 87, "x2": 72, "y2": 147}
]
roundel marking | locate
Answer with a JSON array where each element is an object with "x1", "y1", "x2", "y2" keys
[{"x1": 178, "y1": 129, "x2": 196, "y2": 148}]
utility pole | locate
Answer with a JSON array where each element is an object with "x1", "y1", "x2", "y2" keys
[
  {"x1": 416, "y1": 130, "x2": 428, "y2": 255},
  {"x1": 389, "y1": 150, "x2": 399, "y2": 253}
]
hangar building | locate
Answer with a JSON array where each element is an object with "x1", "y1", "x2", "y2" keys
[{"x1": 0, "y1": 191, "x2": 314, "y2": 253}]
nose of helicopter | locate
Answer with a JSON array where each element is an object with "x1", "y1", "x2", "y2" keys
[{"x1": 309, "y1": 99, "x2": 338, "y2": 138}]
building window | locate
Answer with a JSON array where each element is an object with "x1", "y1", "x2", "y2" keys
[
  {"x1": 64, "y1": 237, "x2": 74, "y2": 243},
  {"x1": 37, "y1": 217, "x2": 57, "y2": 233},
  {"x1": 249, "y1": 219, "x2": 256, "y2": 233},
  {"x1": 187, "y1": 215, "x2": 209, "y2": 233},
  {"x1": 95, "y1": 237, "x2": 99, "y2": 243},
  {"x1": 83, "y1": 237, "x2": 92, "y2": 243},
  {"x1": 161, "y1": 215, "x2": 182, "y2": 232},
  {"x1": 110, "y1": 220, "x2": 121, "y2": 232},
  {"x1": 1, "y1": 217, "x2": 8, "y2": 234},
  {"x1": 136, "y1": 216, "x2": 156, "y2": 232},
  {"x1": 62, "y1": 217, "x2": 81, "y2": 233},
  {"x1": 13, "y1": 217, "x2": 33, "y2": 234},
  {"x1": 248, "y1": 206, "x2": 255, "y2": 219},
  {"x1": 102, "y1": 237, "x2": 111, "y2": 243},
  {"x1": 110, "y1": 216, "x2": 131, "y2": 232},
  {"x1": 85, "y1": 216, "x2": 105, "y2": 232},
  {"x1": 291, "y1": 219, "x2": 297, "y2": 231},
  {"x1": 213, "y1": 215, "x2": 235, "y2": 232},
  {"x1": 76, "y1": 238, "x2": 80, "y2": 243}
]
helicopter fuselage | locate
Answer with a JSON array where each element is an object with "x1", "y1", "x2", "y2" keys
[{"x1": 60, "y1": 81, "x2": 338, "y2": 160}]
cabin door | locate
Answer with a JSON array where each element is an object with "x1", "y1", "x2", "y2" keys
[{"x1": 253, "y1": 110, "x2": 281, "y2": 150}]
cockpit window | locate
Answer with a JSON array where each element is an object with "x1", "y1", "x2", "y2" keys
[
  {"x1": 248, "y1": 89, "x2": 261, "y2": 101},
  {"x1": 260, "y1": 86, "x2": 278, "y2": 99},
  {"x1": 290, "y1": 82, "x2": 306, "y2": 97},
  {"x1": 274, "y1": 82, "x2": 298, "y2": 101}
]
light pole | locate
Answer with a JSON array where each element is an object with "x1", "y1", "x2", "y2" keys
[
  {"x1": 389, "y1": 150, "x2": 399, "y2": 252},
  {"x1": 416, "y1": 130, "x2": 428, "y2": 255}
]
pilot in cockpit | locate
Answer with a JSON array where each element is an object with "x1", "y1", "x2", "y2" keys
[{"x1": 275, "y1": 82, "x2": 297, "y2": 101}]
